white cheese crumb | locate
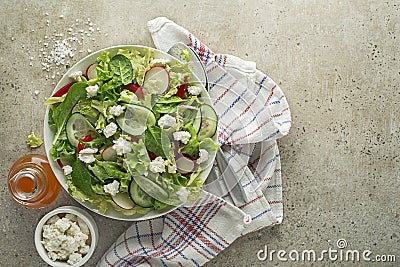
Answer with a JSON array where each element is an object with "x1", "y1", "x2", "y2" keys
[
  {"x1": 187, "y1": 85, "x2": 202, "y2": 96},
  {"x1": 41, "y1": 213, "x2": 91, "y2": 265},
  {"x1": 112, "y1": 137, "x2": 132, "y2": 156},
  {"x1": 103, "y1": 122, "x2": 118, "y2": 138},
  {"x1": 55, "y1": 218, "x2": 71, "y2": 233},
  {"x1": 197, "y1": 149, "x2": 209, "y2": 164},
  {"x1": 157, "y1": 114, "x2": 177, "y2": 129},
  {"x1": 47, "y1": 215, "x2": 60, "y2": 225},
  {"x1": 78, "y1": 147, "x2": 98, "y2": 164},
  {"x1": 103, "y1": 180, "x2": 120, "y2": 196},
  {"x1": 62, "y1": 165, "x2": 73, "y2": 175},
  {"x1": 86, "y1": 84, "x2": 99, "y2": 98},
  {"x1": 173, "y1": 131, "x2": 191, "y2": 144},
  {"x1": 68, "y1": 70, "x2": 82, "y2": 81},
  {"x1": 66, "y1": 222, "x2": 81, "y2": 236},
  {"x1": 67, "y1": 253, "x2": 82, "y2": 265},
  {"x1": 108, "y1": 105, "x2": 125, "y2": 116},
  {"x1": 149, "y1": 156, "x2": 166, "y2": 173},
  {"x1": 79, "y1": 245, "x2": 90, "y2": 254}
]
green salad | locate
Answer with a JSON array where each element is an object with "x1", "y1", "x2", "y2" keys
[{"x1": 46, "y1": 47, "x2": 218, "y2": 215}]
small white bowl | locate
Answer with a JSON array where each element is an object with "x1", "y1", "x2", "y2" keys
[{"x1": 35, "y1": 206, "x2": 99, "y2": 267}]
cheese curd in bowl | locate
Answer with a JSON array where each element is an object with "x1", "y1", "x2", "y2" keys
[{"x1": 35, "y1": 206, "x2": 98, "y2": 267}]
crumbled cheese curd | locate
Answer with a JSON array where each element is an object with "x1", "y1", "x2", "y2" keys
[
  {"x1": 108, "y1": 105, "x2": 125, "y2": 116},
  {"x1": 78, "y1": 147, "x2": 98, "y2": 164},
  {"x1": 187, "y1": 85, "x2": 202, "y2": 96},
  {"x1": 68, "y1": 71, "x2": 82, "y2": 81},
  {"x1": 41, "y1": 213, "x2": 90, "y2": 265},
  {"x1": 197, "y1": 149, "x2": 209, "y2": 164},
  {"x1": 112, "y1": 137, "x2": 132, "y2": 155},
  {"x1": 55, "y1": 218, "x2": 71, "y2": 232},
  {"x1": 173, "y1": 131, "x2": 191, "y2": 144},
  {"x1": 62, "y1": 165, "x2": 73, "y2": 175},
  {"x1": 67, "y1": 253, "x2": 82, "y2": 265},
  {"x1": 103, "y1": 180, "x2": 120, "y2": 196},
  {"x1": 103, "y1": 122, "x2": 118, "y2": 138},
  {"x1": 157, "y1": 114, "x2": 177, "y2": 129},
  {"x1": 149, "y1": 156, "x2": 166, "y2": 173},
  {"x1": 85, "y1": 84, "x2": 99, "y2": 98}
]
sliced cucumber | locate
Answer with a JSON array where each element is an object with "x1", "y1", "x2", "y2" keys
[
  {"x1": 193, "y1": 109, "x2": 201, "y2": 133},
  {"x1": 102, "y1": 146, "x2": 117, "y2": 161},
  {"x1": 116, "y1": 104, "x2": 156, "y2": 136},
  {"x1": 112, "y1": 192, "x2": 135, "y2": 210},
  {"x1": 129, "y1": 180, "x2": 153, "y2": 208},
  {"x1": 66, "y1": 113, "x2": 98, "y2": 147},
  {"x1": 131, "y1": 175, "x2": 169, "y2": 205},
  {"x1": 197, "y1": 104, "x2": 218, "y2": 141}
]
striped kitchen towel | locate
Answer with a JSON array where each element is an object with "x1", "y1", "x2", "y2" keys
[{"x1": 98, "y1": 17, "x2": 291, "y2": 267}]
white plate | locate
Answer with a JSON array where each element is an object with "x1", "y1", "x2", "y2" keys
[{"x1": 44, "y1": 45, "x2": 216, "y2": 221}]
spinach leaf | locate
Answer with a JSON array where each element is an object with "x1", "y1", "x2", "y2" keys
[
  {"x1": 71, "y1": 160, "x2": 95, "y2": 197},
  {"x1": 109, "y1": 54, "x2": 133, "y2": 85},
  {"x1": 52, "y1": 82, "x2": 88, "y2": 145},
  {"x1": 152, "y1": 95, "x2": 186, "y2": 114},
  {"x1": 144, "y1": 125, "x2": 171, "y2": 158}
]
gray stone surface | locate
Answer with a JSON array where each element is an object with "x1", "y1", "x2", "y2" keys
[{"x1": 0, "y1": 0, "x2": 398, "y2": 266}]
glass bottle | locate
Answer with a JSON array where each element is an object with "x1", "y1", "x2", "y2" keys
[{"x1": 7, "y1": 154, "x2": 61, "y2": 208}]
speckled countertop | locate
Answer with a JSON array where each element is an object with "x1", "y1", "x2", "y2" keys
[{"x1": 0, "y1": 1, "x2": 399, "y2": 266}]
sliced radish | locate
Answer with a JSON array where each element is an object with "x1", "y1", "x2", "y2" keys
[
  {"x1": 143, "y1": 66, "x2": 170, "y2": 94},
  {"x1": 52, "y1": 81, "x2": 75, "y2": 97},
  {"x1": 112, "y1": 192, "x2": 136, "y2": 210},
  {"x1": 176, "y1": 155, "x2": 197, "y2": 174},
  {"x1": 102, "y1": 146, "x2": 117, "y2": 161},
  {"x1": 85, "y1": 63, "x2": 98, "y2": 80}
]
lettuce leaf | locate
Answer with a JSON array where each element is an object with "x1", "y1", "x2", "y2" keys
[
  {"x1": 49, "y1": 131, "x2": 76, "y2": 161},
  {"x1": 167, "y1": 61, "x2": 192, "y2": 90},
  {"x1": 88, "y1": 161, "x2": 131, "y2": 192},
  {"x1": 199, "y1": 138, "x2": 219, "y2": 152},
  {"x1": 180, "y1": 124, "x2": 200, "y2": 158},
  {"x1": 119, "y1": 89, "x2": 138, "y2": 103},
  {"x1": 152, "y1": 95, "x2": 186, "y2": 114},
  {"x1": 118, "y1": 48, "x2": 154, "y2": 86}
]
